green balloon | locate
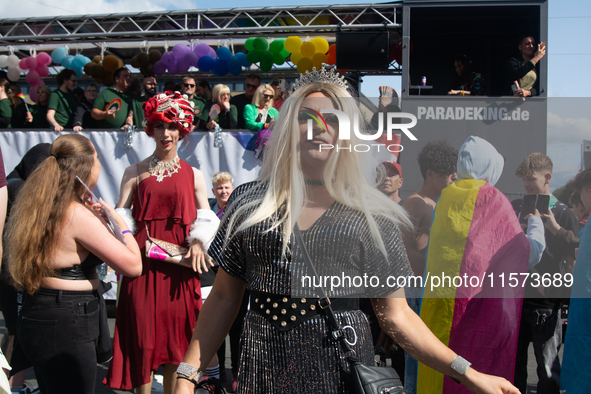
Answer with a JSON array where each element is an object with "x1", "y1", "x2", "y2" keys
[
  {"x1": 269, "y1": 39, "x2": 284, "y2": 54},
  {"x1": 253, "y1": 37, "x2": 268, "y2": 52},
  {"x1": 245, "y1": 37, "x2": 256, "y2": 52},
  {"x1": 273, "y1": 52, "x2": 285, "y2": 65},
  {"x1": 247, "y1": 50, "x2": 262, "y2": 64},
  {"x1": 260, "y1": 61, "x2": 273, "y2": 72},
  {"x1": 280, "y1": 47, "x2": 290, "y2": 57},
  {"x1": 261, "y1": 50, "x2": 274, "y2": 64}
]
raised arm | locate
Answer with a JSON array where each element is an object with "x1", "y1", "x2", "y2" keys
[
  {"x1": 72, "y1": 202, "x2": 142, "y2": 277},
  {"x1": 174, "y1": 269, "x2": 246, "y2": 394},
  {"x1": 372, "y1": 294, "x2": 519, "y2": 394}
]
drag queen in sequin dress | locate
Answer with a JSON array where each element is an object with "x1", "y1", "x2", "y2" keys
[{"x1": 174, "y1": 69, "x2": 520, "y2": 394}]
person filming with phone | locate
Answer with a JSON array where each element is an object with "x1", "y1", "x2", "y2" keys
[
  {"x1": 507, "y1": 35, "x2": 546, "y2": 97},
  {"x1": 512, "y1": 153, "x2": 578, "y2": 394}
]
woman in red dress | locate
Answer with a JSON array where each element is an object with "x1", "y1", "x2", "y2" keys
[{"x1": 104, "y1": 92, "x2": 217, "y2": 394}]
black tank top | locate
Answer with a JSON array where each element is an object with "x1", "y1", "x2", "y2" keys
[{"x1": 56, "y1": 252, "x2": 103, "y2": 280}]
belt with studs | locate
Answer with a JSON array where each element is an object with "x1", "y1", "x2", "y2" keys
[{"x1": 250, "y1": 291, "x2": 358, "y2": 332}]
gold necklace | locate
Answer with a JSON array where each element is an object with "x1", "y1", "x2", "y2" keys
[{"x1": 148, "y1": 154, "x2": 181, "y2": 182}]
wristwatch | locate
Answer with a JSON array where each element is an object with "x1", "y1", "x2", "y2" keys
[
  {"x1": 176, "y1": 362, "x2": 204, "y2": 384},
  {"x1": 450, "y1": 356, "x2": 471, "y2": 382}
]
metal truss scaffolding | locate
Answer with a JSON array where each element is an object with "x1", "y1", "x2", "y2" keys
[{"x1": 0, "y1": 4, "x2": 401, "y2": 45}]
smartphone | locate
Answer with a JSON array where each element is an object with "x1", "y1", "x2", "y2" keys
[
  {"x1": 279, "y1": 78, "x2": 287, "y2": 92},
  {"x1": 536, "y1": 194, "x2": 550, "y2": 215},
  {"x1": 511, "y1": 80, "x2": 521, "y2": 94},
  {"x1": 520, "y1": 194, "x2": 537, "y2": 223}
]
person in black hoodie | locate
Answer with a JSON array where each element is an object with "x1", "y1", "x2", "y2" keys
[
  {"x1": 73, "y1": 84, "x2": 99, "y2": 132},
  {"x1": 506, "y1": 35, "x2": 546, "y2": 98}
]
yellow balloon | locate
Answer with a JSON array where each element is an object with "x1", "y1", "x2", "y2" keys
[
  {"x1": 297, "y1": 57, "x2": 314, "y2": 74},
  {"x1": 284, "y1": 36, "x2": 303, "y2": 53},
  {"x1": 290, "y1": 50, "x2": 303, "y2": 66},
  {"x1": 300, "y1": 42, "x2": 316, "y2": 59},
  {"x1": 311, "y1": 37, "x2": 330, "y2": 54},
  {"x1": 312, "y1": 53, "x2": 327, "y2": 69}
]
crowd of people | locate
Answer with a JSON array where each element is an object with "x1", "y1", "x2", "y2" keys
[{"x1": 0, "y1": 38, "x2": 586, "y2": 394}]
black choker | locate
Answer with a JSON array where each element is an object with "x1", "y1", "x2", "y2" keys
[{"x1": 304, "y1": 179, "x2": 324, "y2": 186}]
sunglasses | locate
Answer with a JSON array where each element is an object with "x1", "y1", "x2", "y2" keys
[
  {"x1": 262, "y1": 94, "x2": 274, "y2": 99},
  {"x1": 297, "y1": 112, "x2": 339, "y2": 126},
  {"x1": 246, "y1": 83, "x2": 259, "y2": 89},
  {"x1": 271, "y1": 81, "x2": 280, "y2": 86},
  {"x1": 184, "y1": 83, "x2": 195, "y2": 87}
]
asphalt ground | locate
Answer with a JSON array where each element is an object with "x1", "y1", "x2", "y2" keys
[{"x1": 1, "y1": 312, "x2": 562, "y2": 393}]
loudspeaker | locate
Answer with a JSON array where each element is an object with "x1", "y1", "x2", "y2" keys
[
  {"x1": 583, "y1": 140, "x2": 591, "y2": 170},
  {"x1": 336, "y1": 31, "x2": 390, "y2": 70}
]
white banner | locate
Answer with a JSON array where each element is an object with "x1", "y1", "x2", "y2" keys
[{"x1": 0, "y1": 130, "x2": 262, "y2": 205}]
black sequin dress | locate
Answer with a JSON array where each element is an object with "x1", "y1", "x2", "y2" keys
[{"x1": 208, "y1": 182, "x2": 412, "y2": 394}]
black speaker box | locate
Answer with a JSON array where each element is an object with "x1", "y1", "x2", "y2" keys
[{"x1": 336, "y1": 31, "x2": 390, "y2": 70}]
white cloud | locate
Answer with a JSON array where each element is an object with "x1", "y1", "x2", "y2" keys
[{"x1": 1, "y1": 0, "x2": 193, "y2": 18}]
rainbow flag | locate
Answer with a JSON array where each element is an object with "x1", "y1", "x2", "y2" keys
[
  {"x1": 561, "y1": 220, "x2": 591, "y2": 394},
  {"x1": 417, "y1": 179, "x2": 529, "y2": 394}
]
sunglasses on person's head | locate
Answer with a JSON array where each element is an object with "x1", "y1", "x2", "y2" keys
[
  {"x1": 184, "y1": 83, "x2": 195, "y2": 87},
  {"x1": 262, "y1": 94, "x2": 274, "y2": 99},
  {"x1": 246, "y1": 83, "x2": 259, "y2": 89},
  {"x1": 271, "y1": 81, "x2": 280, "y2": 86}
]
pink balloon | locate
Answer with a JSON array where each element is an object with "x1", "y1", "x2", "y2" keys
[
  {"x1": 26, "y1": 57, "x2": 38, "y2": 70},
  {"x1": 36, "y1": 64, "x2": 49, "y2": 77},
  {"x1": 26, "y1": 70, "x2": 40, "y2": 85},
  {"x1": 37, "y1": 52, "x2": 52, "y2": 66},
  {"x1": 19, "y1": 58, "x2": 29, "y2": 70},
  {"x1": 29, "y1": 86, "x2": 37, "y2": 102}
]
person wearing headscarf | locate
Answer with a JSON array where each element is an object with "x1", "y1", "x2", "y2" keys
[{"x1": 417, "y1": 136, "x2": 545, "y2": 393}]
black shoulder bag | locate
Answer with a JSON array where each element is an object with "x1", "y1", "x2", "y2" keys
[{"x1": 293, "y1": 225, "x2": 404, "y2": 394}]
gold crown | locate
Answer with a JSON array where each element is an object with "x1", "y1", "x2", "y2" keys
[{"x1": 292, "y1": 66, "x2": 349, "y2": 91}]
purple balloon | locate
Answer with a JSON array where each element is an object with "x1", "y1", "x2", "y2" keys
[
  {"x1": 177, "y1": 57, "x2": 191, "y2": 73},
  {"x1": 161, "y1": 51, "x2": 175, "y2": 66},
  {"x1": 207, "y1": 47, "x2": 216, "y2": 59},
  {"x1": 172, "y1": 44, "x2": 190, "y2": 59},
  {"x1": 184, "y1": 52, "x2": 199, "y2": 67},
  {"x1": 194, "y1": 43, "x2": 211, "y2": 58},
  {"x1": 167, "y1": 61, "x2": 179, "y2": 75},
  {"x1": 197, "y1": 56, "x2": 214, "y2": 72},
  {"x1": 153, "y1": 60, "x2": 166, "y2": 76}
]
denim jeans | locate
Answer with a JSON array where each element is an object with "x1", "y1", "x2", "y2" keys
[
  {"x1": 17, "y1": 288, "x2": 100, "y2": 394},
  {"x1": 514, "y1": 303, "x2": 562, "y2": 394}
]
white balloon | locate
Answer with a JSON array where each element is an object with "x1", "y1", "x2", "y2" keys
[
  {"x1": 7, "y1": 67, "x2": 21, "y2": 81},
  {"x1": 0, "y1": 55, "x2": 8, "y2": 68},
  {"x1": 7, "y1": 55, "x2": 20, "y2": 68}
]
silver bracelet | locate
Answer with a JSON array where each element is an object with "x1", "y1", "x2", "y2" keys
[
  {"x1": 176, "y1": 362, "x2": 204, "y2": 383},
  {"x1": 450, "y1": 355, "x2": 471, "y2": 376}
]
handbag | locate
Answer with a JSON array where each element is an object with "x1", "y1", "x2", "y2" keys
[
  {"x1": 293, "y1": 225, "x2": 404, "y2": 394},
  {"x1": 137, "y1": 174, "x2": 189, "y2": 264}
]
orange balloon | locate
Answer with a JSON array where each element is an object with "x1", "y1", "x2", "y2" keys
[
  {"x1": 326, "y1": 52, "x2": 336, "y2": 65},
  {"x1": 328, "y1": 44, "x2": 336, "y2": 56}
]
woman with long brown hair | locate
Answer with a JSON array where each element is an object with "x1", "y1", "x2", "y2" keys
[
  {"x1": 0, "y1": 78, "x2": 18, "y2": 128},
  {"x1": 7, "y1": 134, "x2": 142, "y2": 393}
]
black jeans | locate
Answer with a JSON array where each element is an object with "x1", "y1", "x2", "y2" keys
[{"x1": 17, "y1": 288, "x2": 100, "y2": 394}]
